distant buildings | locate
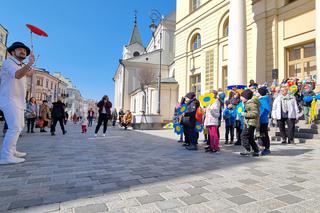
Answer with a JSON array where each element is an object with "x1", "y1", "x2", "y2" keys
[{"x1": 0, "y1": 24, "x2": 8, "y2": 69}]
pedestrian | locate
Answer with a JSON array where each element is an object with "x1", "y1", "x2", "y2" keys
[
  {"x1": 95, "y1": 95, "x2": 112, "y2": 137},
  {"x1": 64, "y1": 111, "x2": 69, "y2": 125},
  {"x1": 122, "y1": 110, "x2": 132, "y2": 130},
  {"x1": 272, "y1": 86, "x2": 299, "y2": 144},
  {"x1": 301, "y1": 84, "x2": 315, "y2": 124},
  {"x1": 111, "y1": 108, "x2": 118, "y2": 126},
  {"x1": 181, "y1": 92, "x2": 200, "y2": 150},
  {"x1": 204, "y1": 91, "x2": 221, "y2": 152},
  {"x1": 240, "y1": 89, "x2": 261, "y2": 157},
  {"x1": 81, "y1": 117, "x2": 88, "y2": 133},
  {"x1": 50, "y1": 98, "x2": 67, "y2": 136},
  {"x1": 0, "y1": 42, "x2": 35, "y2": 164},
  {"x1": 87, "y1": 108, "x2": 94, "y2": 127},
  {"x1": 73, "y1": 113, "x2": 78, "y2": 124},
  {"x1": 257, "y1": 87, "x2": 271, "y2": 155},
  {"x1": 118, "y1": 109, "x2": 125, "y2": 127},
  {"x1": 39, "y1": 100, "x2": 51, "y2": 132},
  {"x1": 223, "y1": 100, "x2": 236, "y2": 145},
  {"x1": 25, "y1": 97, "x2": 37, "y2": 133},
  {"x1": 234, "y1": 101, "x2": 244, "y2": 145}
]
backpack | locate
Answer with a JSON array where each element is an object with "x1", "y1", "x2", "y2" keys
[{"x1": 195, "y1": 107, "x2": 203, "y2": 123}]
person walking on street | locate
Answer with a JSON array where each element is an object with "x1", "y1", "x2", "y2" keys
[
  {"x1": 223, "y1": 101, "x2": 236, "y2": 145},
  {"x1": 257, "y1": 87, "x2": 271, "y2": 155},
  {"x1": 64, "y1": 111, "x2": 69, "y2": 125},
  {"x1": 118, "y1": 109, "x2": 125, "y2": 127},
  {"x1": 240, "y1": 89, "x2": 261, "y2": 157},
  {"x1": 39, "y1": 100, "x2": 51, "y2": 132},
  {"x1": 25, "y1": 97, "x2": 37, "y2": 133},
  {"x1": 111, "y1": 108, "x2": 118, "y2": 126},
  {"x1": 272, "y1": 86, "x2": 299, "y2": 144},
  {"x1": 50, "y1": 98, "x2": 67, "y2": 136},
  {"x1": 87, "y1": 108, "x2": 94, "y2": 127},
  {"x1": 0, "y1": 42, "x2": 35, "y2": 164},
  {"x1": 95, "y1": 95, "x2": 112, "y2": 137}
]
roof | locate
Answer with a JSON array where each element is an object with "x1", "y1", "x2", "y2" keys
[
  {"x1": 161, "y1": 77, "x2": 178, "y2": 84},
  {"x1": 128, "y1": 18, "x2": 143, "y2": 46}
]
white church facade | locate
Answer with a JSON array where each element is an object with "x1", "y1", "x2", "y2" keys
[{"x1": 113, "y1": 13, "x2": 178, "y2": 124}]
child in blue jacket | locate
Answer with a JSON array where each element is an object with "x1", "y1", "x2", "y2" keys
[
  {"x1": 258, "y1": 87, "x2": 271, "y2": 155},
  {"x1": 223, "y1": 101, "x2": 236, "y2": 144}
]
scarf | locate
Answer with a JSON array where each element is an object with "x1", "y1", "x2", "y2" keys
[{"x1": 280, "y1": 94, "x2": 291, "y2": 113}]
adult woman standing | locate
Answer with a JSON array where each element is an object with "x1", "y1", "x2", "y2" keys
[
  {"x1": 95, "y1": 95, "x2": 112, "y2": 137},
  {"x1": 25, "y1": 97, "x2": 37, "y2": 133},
  {"x1": 272, "y1": 86, "x2": 300, "y2": 144}
]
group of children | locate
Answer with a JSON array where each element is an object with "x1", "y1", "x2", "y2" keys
[{"x1": 177, "y1": 84, "x2": 272, "y2": 157}]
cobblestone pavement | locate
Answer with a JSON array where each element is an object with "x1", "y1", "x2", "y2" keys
[{"x1": 0, "y1": 123, "x2": 320, "y2": 213}]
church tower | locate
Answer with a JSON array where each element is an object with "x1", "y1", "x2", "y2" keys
[{"x1": 122, "y1": 12, "x2": 145, "y2": 60}]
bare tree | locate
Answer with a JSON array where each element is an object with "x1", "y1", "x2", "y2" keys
[{"x1": 137, "y1": 68, "x2": 157, "y2": 113}]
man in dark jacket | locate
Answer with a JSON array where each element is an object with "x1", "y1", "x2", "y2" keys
[
  {"x1": 50, "y1": 99, "x2": 66, "y2": 136},
  {"x1": 181, "y1": 92, "x2": 200, "y2": 150}
]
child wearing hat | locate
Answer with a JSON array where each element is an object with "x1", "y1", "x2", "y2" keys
[{"x1": 240, "y1": 89, "x2": 260, "y2": 157}]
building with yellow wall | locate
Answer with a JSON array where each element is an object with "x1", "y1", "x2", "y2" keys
[{"x1": 174, "y1": 0, "x2": 319, "y2": 98}]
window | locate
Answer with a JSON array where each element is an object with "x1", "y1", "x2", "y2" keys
[
  {"x1": 191, "y1": 0, "x2": 201, "y2": 12},
  {"x1": 0, "y1": 34, "x2": 3, "y2": 44},
  {"x1": 133, "y1": 51, "x2": 140, "y2": 57},
  {"x1": 223, "y1": 18, "x2": 229, "y2": 37},
  {"x1": 191, "y1": 34, "x2": 201, "y2": 51},
  {"x1": 287, "y1": 41, "x2": 316, "y2": 80},
  {"x1": 51, "y1": 82, "x2": 53, "y2": 90},
  {"x1": 37, "y1": 77, "x2": 43, "y2": 86},
  {"x1": 190, "y1": 74, "x2": 201, "y2": 98},
  {"x1": 286, "y1": 0, "x2": 297, "y2": 4},
  {"x1": 205, "y1": 50, "x2": 214, "y2": 91},
  {"x1": 46, "y1": 80, "x2": 49, "y2": 88}
]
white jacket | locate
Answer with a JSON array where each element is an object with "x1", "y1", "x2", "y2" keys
[
  {"x1": 272, "y1": 95, "x2": 299, "y2": 120},
  {"x1": 204, "y1": 100, "x2": 221, "y2": 127}
]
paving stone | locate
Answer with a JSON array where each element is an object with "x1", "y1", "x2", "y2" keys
[
  {"x1": 124, "y1": 203, "x2": 161, "y2": 213},
  {"x1": 184, "y1": 187, "x2": 209, "y2": 196},
  {"x1": 137, "y1": 194, "x2": 165, "y2": 205},
  {"x1": 179, "y1": 195, "x2": 209, "y2": 205},
  {"x1": 0, "y1": 189, "x2": 18, "y2": 197},
  {"x1": 9, "y1": 198, "x2": 44, "y2": 210},
  {"x1": 275, "y1": 194, "x2": 304, "y2": 204},
  {"x1": 257, "y1": 198, "x2": 287, "y2": 210},
  {"x1": 280, "y1": 184, "x2": 304, "y2": 192},
  {"x1": 160, "y1": 190, "x2": 190, "y2": 200},
  {"x1": 75, "y1": 203, "x2": 108, "y2": 213},
  {"x1": 146, "y1": 186, "x2": 171, "y2": 194},
  {"x1": 227, "y1": 195, "x2": 256, "y2": 205},
  {"x1": 155, "y1": 199, "x2": 185, "y2": 210},
  {"x1": 106, "y1": 198, "x2": 139, "y2": 210},
  {"x1": 238, "y1": 179, "x2": 260, "y2": 185},
  {"x1": 223, "y1": 187, "x2": 248, "y2": 196}
]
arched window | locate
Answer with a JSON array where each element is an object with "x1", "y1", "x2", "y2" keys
[
  {"x1": 223, "y1": 18, "x2": 229, "y2": 37},
  {"x1": 191, "y1": 34, "x2": 201, "y2": 51},
  {"x1": 133, "y1": 51, "x2": 140, "y2": 57}
]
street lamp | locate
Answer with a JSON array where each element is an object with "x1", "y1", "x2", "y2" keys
[{"x1": 149, "y1": 9, "x2": 163, "y2": 115}]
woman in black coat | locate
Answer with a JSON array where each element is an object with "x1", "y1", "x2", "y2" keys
[
  {"x1": 50, "y1": 99, "x2": 66, "y2": 136},
  {"x1": 95, "y1": 95, "x2": 112, "y2": 136}
]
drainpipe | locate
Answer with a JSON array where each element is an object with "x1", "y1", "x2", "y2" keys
[{"x1": 119, "y1": 59, "x2": 126, "y2": 110}]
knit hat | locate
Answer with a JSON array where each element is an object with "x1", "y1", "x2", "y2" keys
[
  {"x1": 258, "y1": 87, "x2": 268, "y2": 96},
  {"x1": 185, "y1": 92, "x2": 196, "y2": 100},
  {"x1": 241, "y1": 89, "x2": 253, "y2": 100}
]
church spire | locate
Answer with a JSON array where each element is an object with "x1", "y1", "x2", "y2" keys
[{"x1": 129, "y1": 10, "x2": 143, "y2": 46}]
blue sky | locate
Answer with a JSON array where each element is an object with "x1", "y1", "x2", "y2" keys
[{"x1": 0, "y1": 0, "x2": 176, "y2": 102}]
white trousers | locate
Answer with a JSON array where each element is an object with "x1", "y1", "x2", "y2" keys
[{"x1": 0, "y1": 102, "x2": 24, "y2": 159}]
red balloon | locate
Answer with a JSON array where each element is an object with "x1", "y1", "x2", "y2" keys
[{"x1": 26, "y1": 24, "x2": 48, "y2": 37}]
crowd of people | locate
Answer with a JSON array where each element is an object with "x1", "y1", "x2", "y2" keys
[{"x1": 174, "y1": 78, "x2": 318, "y2": 157}]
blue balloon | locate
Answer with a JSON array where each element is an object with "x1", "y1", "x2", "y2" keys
[{"x1": 316, "y1": 94, "x2": 320, "y2": 100}]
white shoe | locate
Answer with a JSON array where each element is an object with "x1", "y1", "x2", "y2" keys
[
  {"x1": 94, "y1": 134, "x2": 97, "y2": 137},
  {"x1": 0, "y1": 157, "x2": 25, "y2": 165},
  {"x1": 103, "y1": 134, "x2": 106, "y2": 137},
  {"x1": 15, "y1": 151, "x2": 27, "y2": 158}
]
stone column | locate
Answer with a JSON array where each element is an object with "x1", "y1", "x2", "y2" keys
[
  {"x1": 316, "y1": 0, "x2": 320, "y2": 88},
  {"x1": 228, "y1": 0, "x2": 247, "y2": 89}
]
